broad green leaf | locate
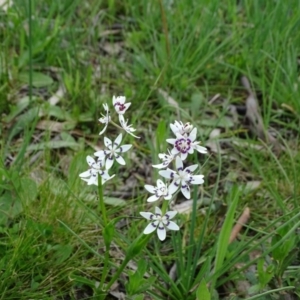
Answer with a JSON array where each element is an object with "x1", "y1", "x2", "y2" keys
[
  {"x1": 196, "y1": 279, "x2": 211, "y2": 300},
  {"x1": 19, "y1": 71, "x2": 54, "y2": 87}
]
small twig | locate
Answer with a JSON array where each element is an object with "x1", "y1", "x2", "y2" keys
[{"x1": 229, "y1": 207, "x2": 250, "y2": 243}]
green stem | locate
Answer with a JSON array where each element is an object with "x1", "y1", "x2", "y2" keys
[
  {"x1": 105, "y1": 256, "x2": 131, "y2": 292},
  {"x1": 97, "y1": 175, "x2": 107, "y2": 226},
  {"x1": 28, "y1": 0, "x2": 33, "y2": 103},
  {"x1": 99, "y1": 246, "x2": 110, "y2": 291}
]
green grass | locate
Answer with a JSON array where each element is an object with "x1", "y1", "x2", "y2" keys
[{"x1": 1, "y1": 0, "x2": 300, "y2": 299}]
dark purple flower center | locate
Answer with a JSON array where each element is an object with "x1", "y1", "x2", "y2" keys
[
  {"x1": 114, "y1": 102, "x2": 126, "y2": 111},
  {"x1": 175, "y1": 137, "x2": 191, "y2": 154}
]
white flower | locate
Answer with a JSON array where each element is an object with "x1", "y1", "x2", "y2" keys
[
  {"x1": 170, "y1": 121, "x2": 193, "y2": 136},
  {"x1": 79, "y1": 155, "x2": 115, "y2": 185},
  {"x1": 118, "y1": 114, "x2": 140, "y2": 138},
  {"x1": 140, "y1": 207, "x2": 179, "y2": 241},
  {"x1": 159, "y1": 156, "x2": 204, "y2": 199},
  {"x1": 152, "y1": 150, "x2": 175, "y2": 169},
  {"x1": 144, "y1": 179, "x2": 172, "y2": 202},
  {"x1": 94, "y1": 133, "x2": 132, "y2": 170},
  {"x1": 113, "y1": 96, "x2": 131, "y2": 115},
  {"x1": 167, "y1": 127, "x2": 207, "y2": 160},
  {"x1": 99, "y1": 103, "x2": 111, "y2": 135}
]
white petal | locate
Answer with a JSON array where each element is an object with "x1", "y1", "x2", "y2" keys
[
  {"x1": 88, "y1": 176, "x2": 98, "y2": 185},
  {"x1": 105, "y1": 157, "x2": 114, "y2": 170},
  {"x1": 191, "y1": 175, "x2": 204, "y2": 184},
  {"x1": 99, "y1": 123, "x2": 108, "y2": 135},
  {"x1": 189, "y1": 127, "x2": 197, "y2": 141},
  {"x1": 180, "y1": 152, "x2": 188, "y2": 161},
  {"x1": 144, "y1": 184, "x2": 156, "y2": 193},
  {"x1": 140, "y1": 212, "x2": 153, "y2": 220},
  {"x1": 94, "y1": 150, "x2": 105, "y2": 158},
  {"x1": 159, "y1": 169, "x2": 175, "y2": 179},
  {"x1": 144, "y1": 222, "x2": 158, "y2": 234},
  {"x1": 175, "y1": 156, "x2": 183, "y2": 170},
  {"x1": 152, "y1": 163, "x2": 168, "y2": 169},
  {"x1": 112, "y1": 95, "x2": 117, "y2": 105},
  {"x1": 170, "y1": 123, "x2": 178, "y2": 135},
  {"x1": 118, "y1": 114, "x2": 125, "y2": 125},
  {"x1": 194, "y1": 144, "x2": 208, "y2": 154},
  {"x1": 86, "y1": 155, "x2": 95, "y2": 166},
  {"x1": 119, "y1": 144, "x2": 132, "y2": 153},
  {"x1": 166, "y1": 221, "x2": 179, "y2": 231},
  {"x1": 102, "y1": 174, "x2": 115, "y2": 184},
  {"x1": 171, "y1": 148, "x2": 179, "y2": 156},
  {"x1": 157, "y1": 179, "x2": 165, "y2": 188},
  {"x1": 118, "y1": 96, "x2": 126, "y2": 104},
  {"x1": 104, "y1": 137, "x2": 112, "y2": 147},
  {"x1": 181, "y1": 185, "x2": 191, "y2": 199},
  {"x1": 155, "y1": 206, "x2": 162, "y2": 215},
  {"x1": 165, "y1": 211, "x2": 177, "y2": 219},
  {"x1": 185, "y1": 164, "x2": 198, "y2": 173},
  {"x1": 157, "y1": 225, "x2": 166, "y2": 241},
  {"x1": 114, "y1": 133, "x2": 123, "y2": 146},
  {"x1": 79, "y1": 170, "x2": 91, "y2": 177},
  {"x1": 164, "y1": 193, "x2": 172, "y2": 200},
  {"x1": 166, "y1": 138, "x2": 176, "y2": 145},
  {"x1": 115, "y1": 155, "x2": 126, "y2": 165},
  {"x1": 147, "y1": 194, "x2": 159, "y2": 202},
  {"x1": 169, "y1": 180, "x2": 180, "y2": 194},
  {"x1": 103, "y1": 103, "x2": 109, "y2": 111}
]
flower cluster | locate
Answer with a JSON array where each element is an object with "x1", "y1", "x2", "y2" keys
[
  {"x1": 79, "y1": 96, "x2": 138, "y2": 185},
  {"x1": 140, "y1": 121, "x2": 207, "y2": 241}
]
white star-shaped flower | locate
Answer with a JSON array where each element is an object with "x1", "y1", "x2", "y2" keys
[
  {"x1": 99, "y1": 103, "x2": 111, "y2": 135},
  {"x1": 144, "y1": 179, "x2": 172, "y2": 202},
  {"x1": 152, "y1": 150, "x2": 175, "y2": 169},
  {"x1": 140, "y1": 207, "x2": 179, "y2": 241},
  {"x1": 94, "y1": 133, "x2": 132, "y2": 170},
  {"x1": 118, "y1": 114, "x2": 140, "y2": 138},
  {"x1": 159, "y1": 156, "x2": 204, "y2": 199},
  {"x1": 113, "y1": 96, "x2": 131, "y2": 115},
  {"x1": 170, "y1": 121, "x2": 193, "y2": 137},
  {"x1": 79, "y1": 155, "x2": 115, "y2": 185},
  {"x1": 167, "y1": 127, "x2": 207, "y2": 160}
]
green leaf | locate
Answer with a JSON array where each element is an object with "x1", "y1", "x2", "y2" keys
[
  {"x1": 104, "y1": 197, "x2": 126, "y2": 206},
  {"x1": 7, "y1": 107, "x2": 39, "y2": 142},
  {"x1": 200, "y1": 116, "x2": 234, "y2": 128},
  {"x1": 0, "y1": 191, "x2": 23, "y2": 225},
  {"x1": 212, "y1": 186, "x2": 239, "y2": 286},
  {"x1": 196, "y1": 279, "x2": 211, "y2": 300},
  {"x1": 103, "y1": 221, "x2": 115, "y2": 249},
  {"x1": 27, "y1": 140, "x2": 80, "y2": 151},
  {"x1": 19, "y1": 71, "x2": 54, "y2": 87},
  {"x1": 20, "y1": 178, "x2": 37, "y2": 203},
  {"x1": 52, "y1": 244, "x2": 73, "y2": 264}
]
